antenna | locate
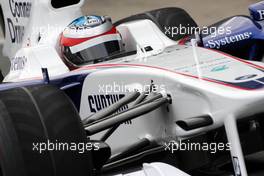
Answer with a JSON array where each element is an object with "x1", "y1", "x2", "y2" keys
[{"x1": 191, "y1": 38, "x2": 202, "y2": 79}]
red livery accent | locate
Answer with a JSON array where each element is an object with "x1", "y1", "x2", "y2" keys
[
  {"x1": 74, "y1": 62, "x2": 264, "y2": 91},
  {"x1": 61, "y1": 27, "x2": 117, "y2": 47}
]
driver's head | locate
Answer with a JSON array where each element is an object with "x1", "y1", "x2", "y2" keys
[{"x1": 60, "y1": 15, "x2": 123, "y2": 69}]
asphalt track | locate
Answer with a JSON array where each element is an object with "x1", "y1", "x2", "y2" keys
[{"x1": 82, "y1": 0, "x2": 259, "y2": 26}]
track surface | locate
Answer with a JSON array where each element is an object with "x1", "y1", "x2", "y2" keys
[{"x1": 82, "y1": 0, "x2": 259, "y2": 26}]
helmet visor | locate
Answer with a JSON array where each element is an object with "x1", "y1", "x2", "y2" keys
[{"x1": 65, "y1": 40, "x2": 122, "y2": 66}]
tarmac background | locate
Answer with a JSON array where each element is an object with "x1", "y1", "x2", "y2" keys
[
  {"x1": 82, "y1": 0, "x2": 259, "y2": 26},
  {"x1": 0, "y1": 0, "x2": 260, "y2": 75}
]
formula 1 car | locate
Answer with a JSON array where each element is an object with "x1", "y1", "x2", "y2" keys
[{"x1": 0, "y1": 0, "x2": 264, "y2": 176}]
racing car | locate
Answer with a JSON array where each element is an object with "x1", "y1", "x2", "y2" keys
[{"x1": 0, "y1": 0, "x2": 264, "y2": 176}]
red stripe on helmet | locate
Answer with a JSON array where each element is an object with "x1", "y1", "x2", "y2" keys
[{"x1": 61, "y1": 27, "x2": 118, "y2": 47}]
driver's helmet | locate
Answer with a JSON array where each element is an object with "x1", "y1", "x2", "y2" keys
[{"x1": 60, "y1": 15, "x2": 123, "y2": 69}]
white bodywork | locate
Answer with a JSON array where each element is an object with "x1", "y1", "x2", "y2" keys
[
  {"x1": 0, "y1": 0, "x2": 80, "y2": 79},
  {"x1": 1, "y1": 0, "x2": 264, "y2": 176},
  {"x1": 120, "y1": 163, "x2": 190, "y2": 176}
]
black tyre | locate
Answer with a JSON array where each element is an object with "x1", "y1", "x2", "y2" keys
[
  {"x1": 114, "y1": 7, "x2": 198, "y2": 41},
  {"x1": 0, "y1": 70, "x2": 3, "y2": 82},
  {"x1": 0, "y1": 85, "x2": 93, "y2": 176}
]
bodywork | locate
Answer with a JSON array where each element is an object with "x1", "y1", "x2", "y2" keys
[{"x1": 0, "y1": 0, "x2": 264, "y2": 175}]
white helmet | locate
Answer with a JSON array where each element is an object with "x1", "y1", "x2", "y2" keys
[{"x1": 60, "y1": 15, "x2": 123, "y2": 69}]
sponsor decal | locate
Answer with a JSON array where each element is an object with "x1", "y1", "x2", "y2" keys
[
  {"x1": 211, "y1": 65, "x2": 229, "y2": 72},
  {"x1": 69, "y1": 16, "x2": 103, "y2": 30},
  {"x1": 86, "y1": 16, "x2": 102, "y2": 25},
  {"x1": 10, "y1": 56, "x2": 27, "y2": 71},
  {"x1": 235, "y1": 74, "x2": 257, "y2": 81},
  {"x1": 88, "y1": 94, "x2": 128, "y2": 113},
  {"x1": 174, "y1": 57, "x2": 232, "y2": 74},
  {"x1": 232, "y1": 157, "x2": 241, "y2": 176},
  {"x1": 7, "y1": 0, "x2": 32, "y2": 43},
  {"x1": 257, "y1": 10, "x2": 264, "y2": 20},
  {"x1": 88, "y1": 94, "x2": 131, "y2": 124},
  {"x1": 9, "y1": 0, "x2": 31, "y2": 18},
  {"x1": 205, "y1": 32, "x2": 252, "y2": 49}
]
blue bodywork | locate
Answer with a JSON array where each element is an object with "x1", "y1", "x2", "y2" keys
[
  {"x1": 0, "y1": 72, "x2": 90, "y2": 111},
  {"x1": 201, "y1": 1, "x2": 264, "y2": 61}
]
